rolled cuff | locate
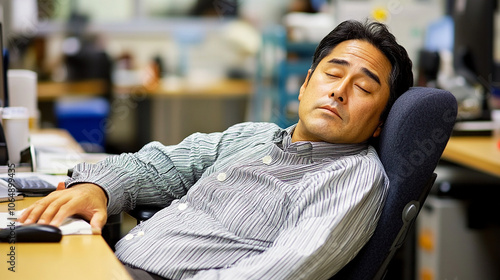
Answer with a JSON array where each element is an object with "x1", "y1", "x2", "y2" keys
[{"x1": 65, "y1": 161, "x2": 135, "y2": 215}]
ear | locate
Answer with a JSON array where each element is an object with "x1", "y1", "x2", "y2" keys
[
  {"x1": 298, "y1": 69, "x2": 312, "y2": 101},
  {"x1": 372, "y1": 121, "x2": 384, "y2": 138}
]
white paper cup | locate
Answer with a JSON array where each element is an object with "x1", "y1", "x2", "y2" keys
[
  {"x1": 7, "y1": 69, "x2": 38, "y2": 129},
  {"x1": 2, "y1": 107, "x2": 30, "y2": 164}
]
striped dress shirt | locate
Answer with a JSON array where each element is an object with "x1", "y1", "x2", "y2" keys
[{"x1": 66, "y1": 122, "x2": 389, "y2": 280}]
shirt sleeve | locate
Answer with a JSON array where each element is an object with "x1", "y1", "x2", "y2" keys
[
  {"x1": 65, "y1": 122, "x2": 264, "y2": 215},
  {"x1": 187, "y1": 150, "x2": 389, "y2": 280}
]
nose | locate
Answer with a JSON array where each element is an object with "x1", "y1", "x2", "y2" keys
[
  {"x1": 330, "y1": 80, "x2": 347, "y2": 103},
  {"x1": 330, "y1": 92, "x2": 344, "y2": 102}
]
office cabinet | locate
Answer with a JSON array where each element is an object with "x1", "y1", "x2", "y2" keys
[{"x1": 416, "y1": 196, "x2": 500, "y2": 280}]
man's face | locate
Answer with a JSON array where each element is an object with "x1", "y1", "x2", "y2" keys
[{"x1": 292, "y1": 39, "x2": 392, "y2": 144}]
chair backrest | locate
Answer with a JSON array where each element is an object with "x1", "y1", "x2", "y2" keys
[{"x1": 331, "y1": 87, "x2": 458, "y2": 280}]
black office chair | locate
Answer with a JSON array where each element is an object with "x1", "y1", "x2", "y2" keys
[
  {"x1": 127, "y1": 87, "x2": 458, "y2": 279},
  {"x1": 331, "y1": 87, "x2": 457, "y2": 279},
  {"x1": 128, "y1": 206, "x2": 163, "y2": 225}
]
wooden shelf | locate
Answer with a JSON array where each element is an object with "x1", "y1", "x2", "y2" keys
[
  {"x1": 114, "y1": 78, "x2": 252, "y2": 99},
  {"x1": 37, "y1": 80, "x2": 108, "y2": 101}
]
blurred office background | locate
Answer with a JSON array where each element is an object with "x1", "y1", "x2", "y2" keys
[
  {"x1": 0, "y1": 0, "x2": 459, "y2": 154},
  {"x1": 1, "y1": 1, "x2": 500, "y2": 279}
]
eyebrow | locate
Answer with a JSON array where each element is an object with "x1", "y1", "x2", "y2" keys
[{"x1": 327, "y1": 58, "x2": 381, "y2": 85}]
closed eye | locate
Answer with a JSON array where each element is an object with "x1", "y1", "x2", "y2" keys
[
  {"x1": 357, "y1": 85, "x2": 370, "y2": 94},
  {"x1": 326, "y1": 72, "x2": 341, "y2": 78}
]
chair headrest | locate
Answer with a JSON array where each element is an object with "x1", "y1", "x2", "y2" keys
[
  {"x1": 376, "y1": 87, "x2": 457, "y2": 193},
  {"x1": 332, "y1": 87, "x2": 457, "y2": 279}
]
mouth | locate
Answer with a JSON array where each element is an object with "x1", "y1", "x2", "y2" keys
[{"x1": 319, "y1": 105, "x2": 342, "y2": 119}]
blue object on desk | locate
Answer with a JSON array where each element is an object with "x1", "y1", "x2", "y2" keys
[{"x1": 55, "y1": 97, "x2": 110, "y2": 152}]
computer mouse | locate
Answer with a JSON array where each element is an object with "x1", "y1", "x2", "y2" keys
[{"x1": 0, "y1": 224, "x2": 62, "y2": 243}]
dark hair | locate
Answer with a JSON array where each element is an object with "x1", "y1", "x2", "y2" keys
[{"x1": 310, "y1": 20, "x2": 413, "y2": 122}]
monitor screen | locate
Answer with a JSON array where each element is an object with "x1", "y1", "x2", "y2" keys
[
  {"x1": 0, "y1": 22, "x2": 5, "y2": 107},
  {"x1": 453, "y1": 0, "x2": 496, "y2": 88}
]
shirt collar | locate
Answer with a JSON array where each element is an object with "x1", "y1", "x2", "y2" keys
[{"x1": 274, "y1": 124, "x2": 369, "y2": 162}]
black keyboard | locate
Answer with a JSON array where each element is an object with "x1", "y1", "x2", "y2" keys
[{"x1": 0, "y1": 176, "x2": 56, "y2": 196}]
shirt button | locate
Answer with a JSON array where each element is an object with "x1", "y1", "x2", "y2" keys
[
  {"x1": 262, "y1": 155, "x2": 272, "y2": 165},
  {"x1": 124, "y1": 234, "x2": 134, "y2": 240},
  {"x1": 137, "y1": 231, "x2": 145, "y2": 237},
  {"x1": 217, "y1": 172, "x2": 227, "y2": 181},
  {"x1": 178, "y1": 203, "x2": 188, "y2": 211}
]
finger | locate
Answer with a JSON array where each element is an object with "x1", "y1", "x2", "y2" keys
[
  {"x1": 56, "y1": 182, "x2": 66, "y2": 190},
  {"x1": 19, "y1": 191, "x2": 65, "y2": 223},
  {"x1": 89, "y1": 211, "x2": 107, "y2": 235},
  {"x1": 44, "y1": 199, "x2": 78, "y2": 227},
  {"x1": 21, "y1": 199, "x2": 55, "y2": 224},
  {"x1": 34, "y1": 195, "x2": 72, "y2": 225},
  {"x1": 17, "y1": 204, "x2": 35, "y2": 223}
]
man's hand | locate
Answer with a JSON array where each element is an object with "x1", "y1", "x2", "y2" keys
[{"x1": 17, "y1": 183, "x2": 108, "y2": 234}]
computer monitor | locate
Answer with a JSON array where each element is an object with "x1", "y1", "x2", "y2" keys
[
  {"x1": 0, "y1": 22, "x2": 6, "y2": 107},
  {"x1": 0, "y1": 22, "x2": 7, "y2": 163},
  {"x1": 453, "y1": 0, "x2": 496, "y2": 89}
]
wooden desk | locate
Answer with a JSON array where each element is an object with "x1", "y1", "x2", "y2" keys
[
  {"x1": 441, "y1": 136, "x2": 500, "y2": 177},
  {"x1": 0, "y1": 198, "x2": 131, "y2": 280},
  {"x1": 30, "y1": 128, "x2": 85, "y2": 153},
  {"x1": 37, "y1": 80, "x2": 108, "y2": 101},
  {"x1": 39, "y1": 78, "x2": 251, "y2": 100},
  {"x1": 114, "y1": 78, "x2": 252, "y2": 98},
  {"x1": 112, "y1": 78, "x2": 253, "y2": 147}
]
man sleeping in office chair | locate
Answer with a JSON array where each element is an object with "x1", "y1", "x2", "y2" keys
[{"x1": 18, "y1": 19, "x2": 413, "y2": 280}]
